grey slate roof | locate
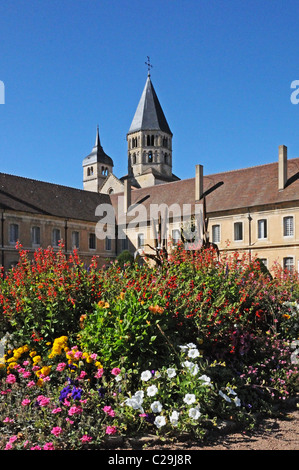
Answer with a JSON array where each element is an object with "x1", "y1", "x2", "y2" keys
[
  {"x1": 82, "y1": 126, "x2": 114, "y2": 167},
  {"x1": 0, "y1": 172, "x2": 110, "y2": 222},
  {"x1": 128, "y1": 76, "x2": 172, "y2": 135}
]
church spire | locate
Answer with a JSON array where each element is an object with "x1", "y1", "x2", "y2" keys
[{"x1": 128, "y1": 74, "x2": 172, "y2": 135}]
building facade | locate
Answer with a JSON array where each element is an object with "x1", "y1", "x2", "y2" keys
[{"x1": 0, "y1": 72, "x2": 298, "y2": 273}]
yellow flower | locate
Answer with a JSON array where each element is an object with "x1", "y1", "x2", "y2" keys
[
  {"x1": 29, "y1": 351, "x2": 37, "y2": 358},
  {"x1": 40, "y1": 366, "x2": 51, "y2": 376},
  {"x1": 32, "y1": 355, "x2": 41, "y2": 364},
  {"x1": 7, "y1": 361, "x2": 17, "y2": 369},
  {"x1": 95, "y1": 361, "x2": 103, "y2": 368},
  {"x1": 37, "y1": 378, "x2": 44, "y2": 387}
]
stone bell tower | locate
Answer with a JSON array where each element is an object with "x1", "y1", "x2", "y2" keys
[{"x1": 126, "y1": 64, "x2": 176, "y2": 187}]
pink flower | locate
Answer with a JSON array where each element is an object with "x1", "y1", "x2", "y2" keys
[
  {"x1": 30, "y1": 445, "x2": 42, "y2": 450},
  {"x1": 27, "y1": 380, "x2": 35, "y2": 388},
  {"x1": 9, "y1": 435, "x2": 18, "y2": 443},
  {"x1": 6, "y1": 374, "x2": 16, "y2": 384},
  {"x1": 56, "y1": 362, "x2": 66, "y2": 372},
  {"x1": 3, "y1": 417, "x2": 14, "y2": 423},
  {"x1": 80, "y1": 435, "x2": 93, "y2": 443},
  {"x1": 5, "y1": 442, "x2": 13, "y2": 450},
  {"x1": 103, "y1": 406, "x2": 116, "y2": 417},
  {"x1": 79, "y1": 371, "x2": 87, "y2": 379},
  {"x1": 22, "y1": 371, "x2": 31, "y2": 378},
  {"x1": 51, "y1": 426, "x2": 62, "y2": 437},
  {"x1": 37, "y1": 395, "x2": 50, "y2": 407},
  {"x1": 43, "y1": 442, "x2": 55, "y2": 450},
  {"x1": 21, "y1": 398, "x2": 31, "y2": 406},
  {"x1": 52, "y1": 407, "x2": 62, "y2": 414},
  {"x1": 68, "y1": 405, "x2": 83, "y2": 416},
  {"x1": 95, "y1": 368, "x2": 104, "y2": 379},
  {"x1": 23, "y1": 360, "x2": 29, "y2": 366},
  {"x1": 74, "y1": 351, "x2": 82, "y2": 359},
  {"x1": 65, "y1": 418, "x2": 74, "y2": 424},
  {"x1": 111, "y1": 368, "x2": 121, "y2": 376},
  {"x1": 105, "y1": 426, "x2": 117, "y2": 435},
  {"x1": 90, "y1": 353, "x2": 97, "y2": 360}
]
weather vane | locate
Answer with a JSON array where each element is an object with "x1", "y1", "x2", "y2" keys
[{"x1": 145, "y1": 56, "x2": 153, "y2": 76}]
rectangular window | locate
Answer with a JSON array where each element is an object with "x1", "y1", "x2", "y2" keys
[
  {"x1": 212, "y1": 224, "x2": 220, "y2": 243},
  {"x1": 9, "y1": 223, "x2": 19, "y2": 244},
  {"x1": 52, "y1": 228, "x2": 61, "y2": 247},
  {"x1": 121, "y1": 237, "x2": 128, "y2": 251},
  {"x1": 283, "y1": 257, "x2": 294, "y2": 272},
  {"x1": 137, "y1": 233, "x2": 144, "y2": 248},
  {"x1": 234, "y1": 222, "x2": 243, "y2": 241},
  {"x1": 105, "y1": 236, "x2": 112, "y2": 251},
  {"x1": 258, "y1": 219, "x2": 267, "y2": 239},
  {"x1": 172, "y1": 229, "x2": 181, "y2": 246},
  {"x1": 32, "y1": 226, "x2": 41, "y2": 245},
  {"x1": 72, "y1": 231, "x2": 80, "y2": 249},
  {"x1": 89, "y1": 233, "x2": 96, "y2": 250},
  {"x1": 283, "y1": 216, "x2": 294, "y2": 237}
]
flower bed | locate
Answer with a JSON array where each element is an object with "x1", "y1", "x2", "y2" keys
[{"x1": 0, "y1": 244, "x2": 298, "y2": 450}]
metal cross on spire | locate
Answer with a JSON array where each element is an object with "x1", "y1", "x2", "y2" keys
[{"x1": 145, "y1": 56, "x2": 153, "y2": 76}]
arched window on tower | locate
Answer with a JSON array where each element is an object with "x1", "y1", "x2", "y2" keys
[
  {"x1": 87, "y1": 168, "x2": 90, "y2": 176},
  {"x1": 148, "y1": 151, "x2": 153, "y2": 163},
  {"x1": 147, "y1": 135, "x2": 151, "y2": 146},
  {"x1": 132, "y1": 153, "x2": 136, "y2": 165},
  {"x1": 151, "y1": 135, "x2": 155, "y2": 146},
  {"x1": 101, "y1": 166, "x2": 105, "y2": 175},
  {"x1": 164, "y1": 153, "x2": 168, "y2": 164}
]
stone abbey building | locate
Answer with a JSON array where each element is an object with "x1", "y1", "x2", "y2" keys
[{"x1": 1, "y1": 72, "x2": 299, "y2": 272}]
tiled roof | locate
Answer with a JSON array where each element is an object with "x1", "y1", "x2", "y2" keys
[
  {"x1": 0, "y1": 173, "x2": 109, "y2": 222},
  {"x1": 110, "y1": 157, "x2": 299, "y2": 220}
]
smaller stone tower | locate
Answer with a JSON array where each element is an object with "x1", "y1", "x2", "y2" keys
[{"x1": 82, "y1": 125, "x2": 114, "y2": 192}]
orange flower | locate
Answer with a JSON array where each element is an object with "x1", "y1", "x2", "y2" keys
[{"x1": 149, "y1": 305, "x2": 164, "y2": 314}]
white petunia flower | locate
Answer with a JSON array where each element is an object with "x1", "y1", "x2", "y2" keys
[
  {"x1": 198, "y1": 374, "x2": 212, "y2": 386},
  {"x1": 151, "y1": 401, "x2": 163, "y2": 413},
  {"x1": 141, "y1": 370, "x2": 152, "y2": 381},
  {"x1": 147, "y1": 385, "x2": 158, "y2": 397},
  {"x1": 188, "y1": 348, "x2": 200, "y2": 358},
  {"x1": 234, "y1": 397, "x2": 241, "y2": 407},
  {"x1": 219, "y1": 390, "x2": 231, "y2": 402},
  {"x1": 188, "y1": 407, "x2": 201, "y2": 420},
  {"x1": 166, "y1": 368, "x2": 176, "y2": 378},
  {"x1": 183, "y1": 393, "x2": 196, "y2": 405},
  {"x1": 169, "y1": 410, "x2": 179, "y2": 426},
  {"x1": 125, "y1": 390, "x2": 144, "y2": 412},
  {"x1": 154, "y1": 415, "x2": 166, "y2": 428}
]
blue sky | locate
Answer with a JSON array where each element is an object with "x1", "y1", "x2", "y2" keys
[{"x1": 1, "y1": 0, "x2": 299, "y2": 189}]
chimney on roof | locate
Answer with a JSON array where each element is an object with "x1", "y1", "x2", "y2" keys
[
  {"x1": 278, "y1": 145, "x2": 288, "y2": 191},
  {"x1": 195, "y1": 164, "x2": 203, "y2": 201},
  {"x1": 124, "y1": 178, "x2": 131, "y2": 214}
]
